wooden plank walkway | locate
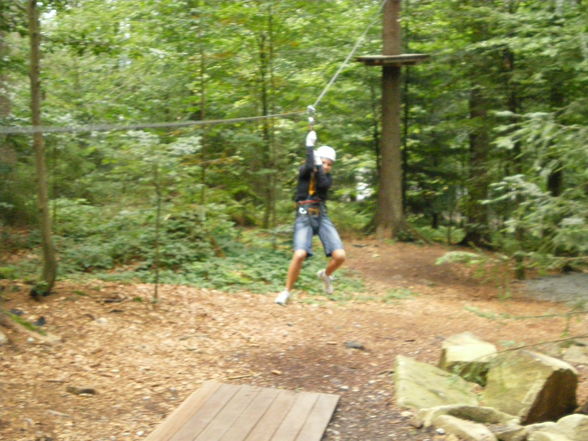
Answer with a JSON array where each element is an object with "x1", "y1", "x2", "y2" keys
[{"x1": 145, "y1": 382, "x2": 340, "y2": 441}]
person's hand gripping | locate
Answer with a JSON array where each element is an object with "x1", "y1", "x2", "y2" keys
[{"x1": 306, "y1": 129, "x2": 317, "y2": 148}]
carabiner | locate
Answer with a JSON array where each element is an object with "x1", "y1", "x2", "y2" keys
[{"x1": 307, "y1": 105, "x2": 316, "y2": 129}]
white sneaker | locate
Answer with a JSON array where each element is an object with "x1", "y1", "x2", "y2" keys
[
  {"x1": 317, "y1": 270, "x2": 334, "y2": 295},
  {"x1": 275, "y1": 290, "x2": 291, "y2": 306}
]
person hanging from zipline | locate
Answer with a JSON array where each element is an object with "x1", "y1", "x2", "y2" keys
[{"x1": 275, "y1": 119, "x2": 346, "y2": 306}]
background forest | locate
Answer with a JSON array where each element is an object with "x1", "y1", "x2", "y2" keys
[{"x1": 0, "y1": 0, "x2": 587, "y2": 294}]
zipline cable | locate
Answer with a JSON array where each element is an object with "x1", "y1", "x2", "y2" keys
[
  {"x1": 0, "y1": 111, "x2": 305, "y2": 135},
  {"x1": 0, "y1": 0, "x2": 387, "y2": 136},
  {"x1": 312, "y1": 0, "x2": 388, "y2": 109}
]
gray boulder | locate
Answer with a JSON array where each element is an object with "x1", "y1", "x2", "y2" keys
[
  {"x1": 415, "y1": 405, "x2": 519, "y2": 428},
  {"x1": 439, "y1": 332, "x2": 497, "y2": 385},
  {"x1": 555, "y1": 414, "x2": 588, "y2": 441},
  {"x1": 488, "y1": 424, "x2": 526, "y2": 441},
  {"x1": 433, "y1": 414, "x2": 497, "y2": 441},
  {"x1": 528, "y1": 432, "x2": 571, "y2": 441},
  {"x1": 394, "y1": 355, "x2": 479, "y2": 410},
  {"x1": 524, "y1": 415, "x2": 588, "y2": 441},
  {"x1": 481, "y1": 350, "x2": 577, "y2": 424}
]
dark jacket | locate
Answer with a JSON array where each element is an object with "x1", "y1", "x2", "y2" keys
[{"x1": 294, "y1": 146, "x2": 332, "y2": 202}]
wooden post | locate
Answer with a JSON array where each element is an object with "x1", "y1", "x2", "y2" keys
[
  {"x1": 376, "y1": 0, "x2": 403, "y2": 239},
  {"x1": 356, "y1": 2, "x2": 428, "y2": 240}
]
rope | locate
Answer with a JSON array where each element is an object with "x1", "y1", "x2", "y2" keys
[
  {"x1": 0, "y1": 0, "x2": 387, "y2": 136},
  {"x1": 312, "y1": 0, "x2": 388, "y2": 109},
  {"x1": 0, "y1": 111, "x2": 305, "y2": 135}
]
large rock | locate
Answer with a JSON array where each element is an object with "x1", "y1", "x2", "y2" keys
[
  {"x1": 524, "y1": 422, "x2": 560, "y2": 436},
  {"x1": 555, "y1": 414, "x2": 588, "y2": 441},
  {"x1": 415, "y1": 405, "x2": 519, "y2": 428},
  {"x1": 525, "y1": 415, "x2": 588, "y2": 441},
  {"x1": 488, "y1": 424, "x2": 526, "y2": 441},
  {"x1": 481, "y1": 350, "x2": 577, "y2": 424},
  {"x1": 433, "y1": 414, "x2": 497, "y2": 441},
  {"x1": 528, "y1": 432, "x2": 571, "y2": 441},
  {"x1": 439, "y1": 332, "x2": 498, "y2": 385},
  {"x1": 394, "y1": 355, "x2": 479, "y2": 410}
]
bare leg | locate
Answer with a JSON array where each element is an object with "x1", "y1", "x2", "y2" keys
[
  {"x1": 325, "y1": 249, "x2": 346, "y2": 277},
  {"x1": 285, "y1": 249, "x2": 307, "y2": 291}
]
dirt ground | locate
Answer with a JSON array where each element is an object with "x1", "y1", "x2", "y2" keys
[{"x1": 1, "y1": 239, "x2": 587, "y2": 441}]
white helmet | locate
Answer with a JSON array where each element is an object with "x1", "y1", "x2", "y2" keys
[{"x1": 316, "y1": 145, "x2": 336, "y2": 162}]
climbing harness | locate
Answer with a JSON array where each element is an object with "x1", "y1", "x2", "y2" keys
[{"x1": 297, "y1": 199, "x2": 322, "y2": 217}]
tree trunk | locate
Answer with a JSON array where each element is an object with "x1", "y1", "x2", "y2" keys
[
  {"x1": 197, "y1": 0, "x2": 208, "y2": 205},
  {"x1": 458, "y1": 87, "x2": 491, "y2": 247},
  {"x1": 0, "y1": 17, "x2": 14, "y2": 223},
  {"x1": 547, "y1": 85, "x2": 565, "y2": 197},
  {"x1": 375, "y1": 0, "x2": 404, "y2": 239},
  {"x1": 504, "y1": 46, "x2": 526, "y2": 279},
  {"x1": 28, "y1": 0, "x2": 57, "y2": 297},
  {"x1": 258, "y1": 6, "x2": 276, "y2": 230},
  {"x1": 0, "y1": 29, "x2": 10, "y2": 120}
]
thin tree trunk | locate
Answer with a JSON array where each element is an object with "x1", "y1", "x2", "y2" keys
[
  {"x1": 258, "y1": 6, "x2": 276, "y2": 230},
  {"x1": 402, "y1": 0, "x2": 412, "y2": 213},
  {"x1": 267, "y1": 7, "x2": 277, "y2": 233},
  {"x1": 0, "y1": 29, "x2": 9, "y2": 121},
  {"x1": 28, "y1": 0, "x2": 57, "y2": 297},
  {"x1": 504, "y1": 45, "x2": 526, "y2": 279},
  {"x1": 458, "y1": 87, "x2": 491, "y2": 247},
  {"x1": 198, "y1": 0, "x2": 208, "y2": 205},
  {"x1": 0, "y1": 17, "x2": 15, "y2": 225},
  {"x1": 0, "y1": 22, "x2": 8, "y2": 314},
  {"x1": 152, "y1": 163, "x2": 161, "y2": 303},
  {"x1": 547, "y1": 86, "x2": 565, "y2": 197}
]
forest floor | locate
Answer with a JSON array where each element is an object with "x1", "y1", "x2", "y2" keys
[{"x1": 1, "y1": 239, "x2": 587, "y2": 441}]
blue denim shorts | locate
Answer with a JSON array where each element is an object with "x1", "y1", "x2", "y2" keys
[{"x1": 293, "y1": 206, "x2": 344, "y2": 257}]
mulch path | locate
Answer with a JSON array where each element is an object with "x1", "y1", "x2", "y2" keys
[{"x1": 1, "y1": 240, "x2": 586, "y2": 441}]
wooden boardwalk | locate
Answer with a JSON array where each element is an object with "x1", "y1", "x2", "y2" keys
[{"x1": 145, "y1": 381, "x2": 340, "y2": 441}]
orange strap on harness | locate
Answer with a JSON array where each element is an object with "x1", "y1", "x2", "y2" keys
[{"x1": 308, "y1": 172, "x2": 316, "y2": 197}]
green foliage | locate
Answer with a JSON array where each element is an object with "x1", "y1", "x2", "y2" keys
[
  {"x1": 437, "y1": 251, "x2": 513, "y2": 298},
  {"x1": 326, "y1": 201, "x2": 372, "y2": 236},
  {"x1": 436, "y1": 251, "x2": 486, "y2": 266},
  {"x1": 3, "y1": 196, "x2": 363, "y2": 297},
  {"x1": 0, "y1": 266, "x2": 17, "y2": 279},
  {"x1": 139, "y1": 244, "x2": 362, "y2": 297},
  {"x1": 485, "y1": 174, "x2": 588, "y2": 271},
  {"x1": 410, "y1": 217, "x2": 466, "y2": 245},
  {"x1": 2, "y1": 0, "x2": 587, "y2": 287},
  {"x1": 50, "y1": 198, "x2": 236, "y2": 274}
]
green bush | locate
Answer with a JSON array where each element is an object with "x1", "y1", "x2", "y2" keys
[{"x1": 51, "y1": 198, "x2": 237, "y2": 275}]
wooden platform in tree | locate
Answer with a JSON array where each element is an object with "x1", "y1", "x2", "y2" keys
[
  {"x1": 356, "y1": 53, "x2": 430, "y2": 66},
  {"x1": 144, "y1": 381, "x2": 340, "y2": 441}
]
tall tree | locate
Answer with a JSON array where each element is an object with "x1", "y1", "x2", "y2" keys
[
  {"x1": 28, "y1": 0, "x2": 57, "y2": 297},
  {"x1": 452, "y1": 0, "x2": 500, "y2": 247},
  {"x1": 257, "y1": 2, "x2": 277, "y2": 230}
]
